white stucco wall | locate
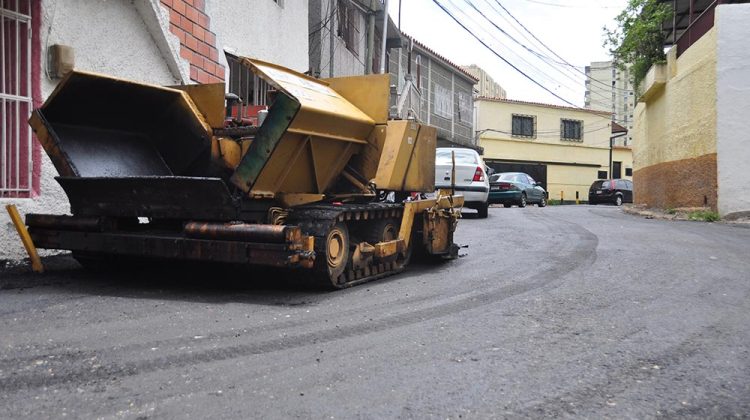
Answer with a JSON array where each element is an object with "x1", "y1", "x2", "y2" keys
[
  {"x1": 207, "y1": 0, "x2": 309, "y2": 73},
  {"x1": 40, "y1": 0, "x2": 177, "y2": 92},
  {"x1": 1, "y1": 0, "x2": 177, "y2": 260},
  {"x1": 716, "y1": 4, "x2": 750, "y2": 219}
]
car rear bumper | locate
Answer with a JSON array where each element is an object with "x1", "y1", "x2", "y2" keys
[
  {"x1": 436, "y1": 185, "x2": 488, "y2": 203},
  {"x1": 489, "y1": 190, "x2": 521, "y2": 204},
  {"x1": 589, "y1": 193, "x2": 615, "y2": 203}
]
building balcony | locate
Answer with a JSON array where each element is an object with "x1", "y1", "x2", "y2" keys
[
  {"x1": 637, "y1": 63, "x2": 667, "y2": 102},
  {"x1": 660, "y1": 0, "x2": 745, "y2": 58}
]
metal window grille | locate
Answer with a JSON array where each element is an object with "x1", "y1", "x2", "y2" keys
[
  {"x1": 336, "y1": 0, "x2": 360, "y2": 56},
  {"x1": 1, "y1": 0, "x2": 33, "y2": 198},
  {"x1": 560, "y1": 119, "x2": 583, "y2": 142},
  {"x1": 511, "y1": 114, "x2": 535, "y2": 138}
]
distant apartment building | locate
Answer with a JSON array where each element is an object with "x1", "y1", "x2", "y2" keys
[
  {"x1": 460, "y1": 64, "x2": 506, "y2": 98},
  {"x1": 584, "y1": 61, "x2": 635, "y2": 145}
]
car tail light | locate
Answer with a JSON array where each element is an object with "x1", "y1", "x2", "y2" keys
[
  {"x1": 472, "y1": 167, "x2": 484, "y2": 182},
  {"x1": 498, "y1": 182, "x2": 515, "y2": 190}
]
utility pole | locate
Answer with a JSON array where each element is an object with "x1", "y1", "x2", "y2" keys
[
  {"x1": 329, "y1": 0, "x2": 335, "y2": 78},
  {"x1": 609, "y1": 136, "x2": 613, "y2": 178},
  {"x1": 398, "y1": 0, "x2": 402, "y2": 30},
  {"x1": 365, "y1": 0, "x2": 378, "y2": 74}
]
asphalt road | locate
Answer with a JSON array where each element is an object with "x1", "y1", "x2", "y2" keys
[{"x1": 1, "y1": 205, "x2": 749, "y2": 419}]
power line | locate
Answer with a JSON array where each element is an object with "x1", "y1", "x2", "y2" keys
[
  {"x1": 474, "y1": 0, "x2": 623, "y2": 105},
  {"x1": 489, "y1": 0, "x2": 600, "y2": 82},
  {"x1": 309, "y1": 0, "x2": 334, "y2": 67},
  {"x1": 320, "y1": 12, "x2": 369, "y2": 74},
  {"x1": 450, "y1": 0, "x2": 582, "y2": 97},
  {"x1": 476, "y1": 0, "x2": 588, "y2": 77},
  {"x1": 488, "y1": 0, "x2": 633, "y2": 93},
  {"x1": 478, "y1": 123, "x2": 614, "y2": 141},
  {"x1": 431, "y1": 0, "x2": 579, "y2": 107},
  {"x1": 452, "y1": 0, "x2": 631, "y2": 107},
  {"x1": 481, "y1": 0, "x2": 637, "y2": 104},
  {"x1": 457, "y1": 0, "x2": 625, "y2": 105},
  {"x1": 309, "y1": 3, "x2": 333, "y2": 36},
  {"x1": 463, "y1": 0, "x2": 596, "y2": 97},
  {"x1": 518, "y1": 0, "x2": 620, "y2": 9}
]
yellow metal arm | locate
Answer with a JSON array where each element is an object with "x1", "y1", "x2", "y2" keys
[{"x1": 5, "y1": 205, "x2": 44, "y2": 273}]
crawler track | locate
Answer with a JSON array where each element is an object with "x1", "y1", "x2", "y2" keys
[{"x1": 291, "y1": 203, "x2": 408, "y2": 288}]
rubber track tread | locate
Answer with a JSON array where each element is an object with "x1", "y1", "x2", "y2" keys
[{"x1": 290, "y1": 203, "x2": 406, "y2": 288}]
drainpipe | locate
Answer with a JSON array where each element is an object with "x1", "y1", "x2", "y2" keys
[
  {"x1": 379, "y1": 0, "x2": 390, "y2": 74},
  {"x1": 365, "y1": 0, "x2": 377, "y2": 74}
]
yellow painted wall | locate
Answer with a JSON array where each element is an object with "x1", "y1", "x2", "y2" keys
[
  {"x1": 482, "y1": 137, "x2": 609, "y2": 165},
  {"x1": 547, "y1": 164, "x2": 602, "y2": 202},
  {"x1": 613, "y1": 147, "x2": 633, "y2": 178},
  {"x1": 632, "y1": 26, "x2": 718, "y2": 209},
  {"x1": 477, "y1": 99, "x2": 632, "y2": 201},
  {"x1": 633, "y1": 28, "x2": 717, "y2": 169}
]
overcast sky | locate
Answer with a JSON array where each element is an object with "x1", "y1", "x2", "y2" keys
[{"x1": 387, "y1": 0, "x2": 629, "y2": 107}]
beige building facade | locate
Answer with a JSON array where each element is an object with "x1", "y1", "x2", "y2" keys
[
  {"x1": 477, "y1": 98, "x2": 632, "y2": 203},
  {"x1": 633, "y1": 3, "x2": 750, "y2": 218}
]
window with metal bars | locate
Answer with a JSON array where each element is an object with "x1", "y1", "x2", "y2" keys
[
  {"x1": 511, "y1": 114, "x2": 535, "y2": 138},
  {"x1": 560, "y1": 119, "x2": 583, "y2": 142},
  {"x1": 1, "y1": 0, "x2": 33, "y2": 198},
  {"x1": 336, "y1": 0, "x2": 360, "y2": 56}
]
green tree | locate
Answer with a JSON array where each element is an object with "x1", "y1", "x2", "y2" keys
[{"x1": 604, "y1": 0, "x2": 673, "y2": 90}]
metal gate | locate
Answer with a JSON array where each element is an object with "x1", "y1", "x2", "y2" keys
[{"x1": 1, "y1": 0, "x2": 32, "y2": 198}]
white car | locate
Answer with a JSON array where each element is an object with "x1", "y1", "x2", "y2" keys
[{"x1": 434, "y1": 147, "x2": 490, "y2": 218}]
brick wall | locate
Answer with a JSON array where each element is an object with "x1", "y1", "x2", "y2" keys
[{"x1": 160, "y1": 0, "x2": 224, "y2": 83}]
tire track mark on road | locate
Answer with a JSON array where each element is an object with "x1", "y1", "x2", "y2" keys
[{"x1": 0, "y1": 216, "x2": 600, "y2": 393}]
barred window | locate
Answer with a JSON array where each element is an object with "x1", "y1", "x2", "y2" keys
[
  {"x1": 457, "y1": 91, "x2": 471, "y2": 124},
  {"x1": 1, "y1": 1, "x2": 33, "y2": 198},
  {"x1": 511, "y1": 114, "x2": 535, "y2": 138},
  {"x1": 560, "y1": 119, "x2": 583, "y2": 141},
  {"x1": 337, "y1": 0, "x2": 360, "y2": 56}
]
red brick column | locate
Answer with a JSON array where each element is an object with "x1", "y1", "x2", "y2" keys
[{"x1": 160, "y1": 0, "x2": 224, "y2": 83}]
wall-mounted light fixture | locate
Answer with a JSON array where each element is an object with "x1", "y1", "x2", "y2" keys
[{"x1": 48, "y1": 44, "x2": 75, "y2": 79}]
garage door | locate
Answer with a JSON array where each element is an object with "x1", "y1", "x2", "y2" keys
[{"x1": 486, "y1": 161, "x2": 547, "y2": 191}]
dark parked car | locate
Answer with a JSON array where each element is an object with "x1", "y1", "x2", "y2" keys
[
  {"x1": 488, "y1": 172, "x2": 547, "y2": 208},
  {"x1": 588, "y1": 179, "x2": 633, "y2": 206}
]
